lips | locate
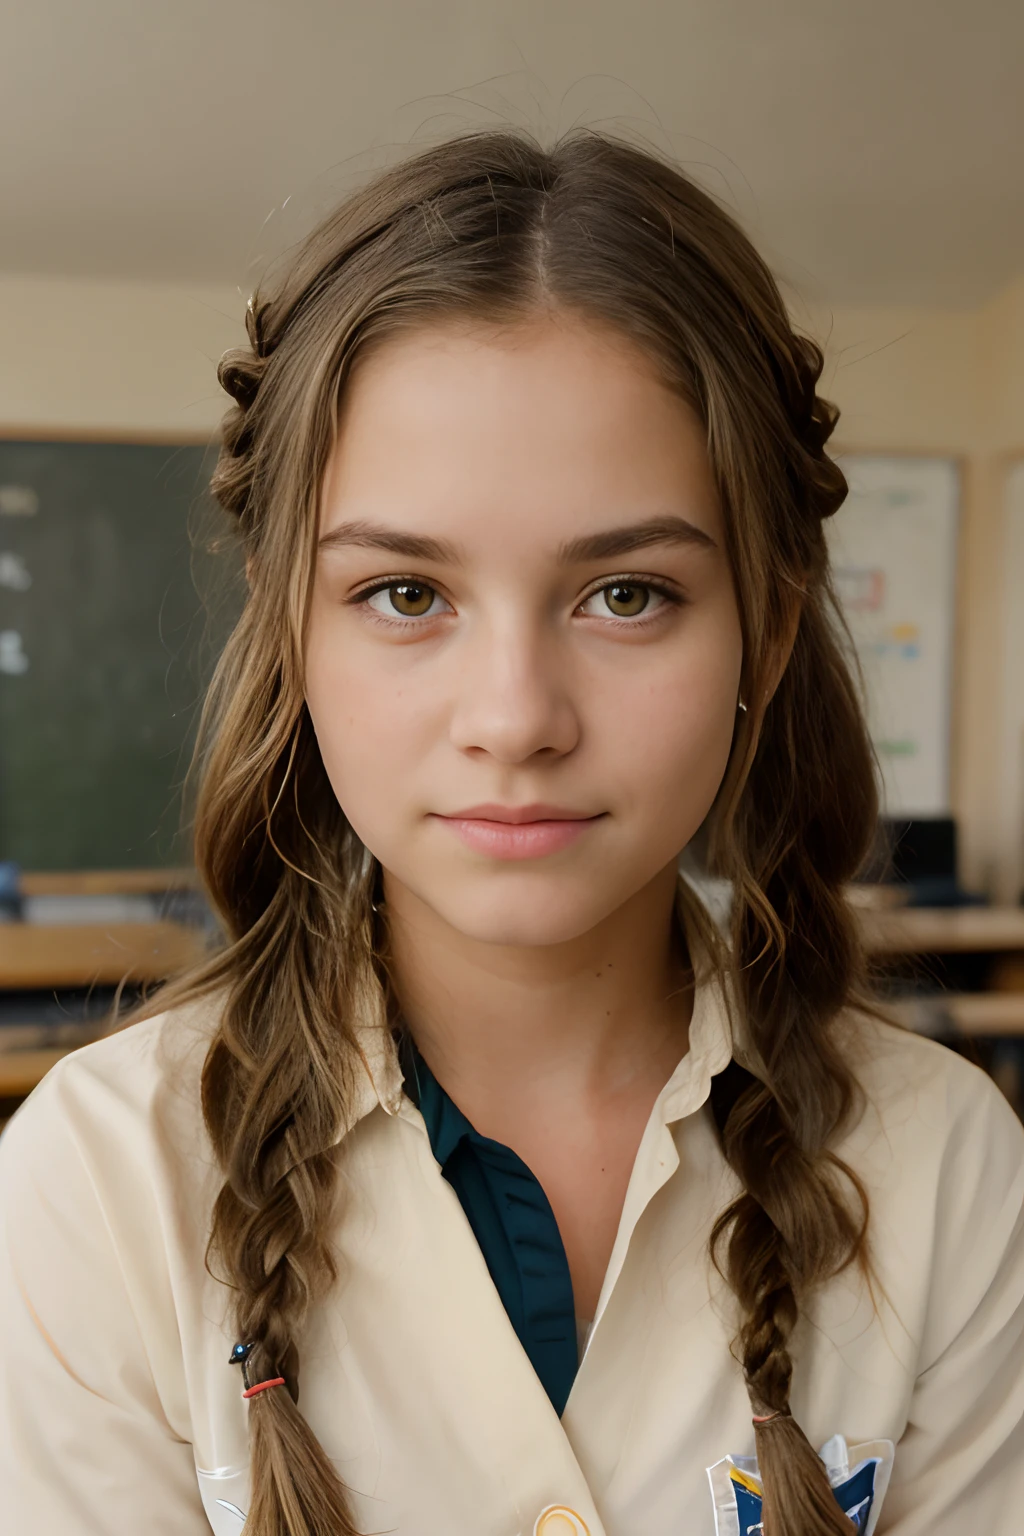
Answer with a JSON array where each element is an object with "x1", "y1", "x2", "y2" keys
[{"x1": 432, "y1": 805, "x2": 605, "y2": 861}]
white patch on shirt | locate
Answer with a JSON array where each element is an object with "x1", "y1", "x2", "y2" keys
[{"x1": 196, "y1": 1466, "x2": 250, "y2": 1533}]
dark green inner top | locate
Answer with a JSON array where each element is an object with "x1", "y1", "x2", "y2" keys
[{"x1": 398, "y1": 1030, "x2": 580, "y2": 1417}]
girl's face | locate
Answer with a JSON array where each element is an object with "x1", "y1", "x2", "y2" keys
[{"x1": 305, "y1": 312, "x2": 744, "y2": 947}]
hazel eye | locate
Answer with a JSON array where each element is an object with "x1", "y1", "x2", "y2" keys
[
  {"x1": 580, "y1": 581, "x2": 661, "y2": 619},
  {"x1": 366, "y1": 581, "x2": 443, "y2": 618}
]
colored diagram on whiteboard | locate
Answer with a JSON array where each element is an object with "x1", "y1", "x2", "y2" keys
[{"x1": 828, "y1": 458, "x2": 959, "y2": 816}]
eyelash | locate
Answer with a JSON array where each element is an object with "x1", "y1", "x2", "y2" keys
[{"x1": 347, "y1": 574, "x2": 685, "y2": 629}]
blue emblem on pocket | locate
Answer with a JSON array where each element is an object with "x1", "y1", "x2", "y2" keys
[{"x1": 707, "y1": 1434, "x2": 895, "y2": 1536}]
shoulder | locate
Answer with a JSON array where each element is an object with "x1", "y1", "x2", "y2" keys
[
  {"x1": 0, "y1": 992, "x2": 232, "y2": 1356},
  {"x1": 0, "y1": 989, "x2": 224, "y2": 1202},
  {"x1": 840, "y1": 1006, "x2": 1023, "y2": 1147},
  {"x1": 836, "y1": 1007, "x2": 1024, "y2": 1257},
  {"x1": 0, "y1": 993, "x2": 234, "y2": 1448}
]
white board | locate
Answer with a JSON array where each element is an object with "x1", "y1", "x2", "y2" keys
[{"x1": 827, "y1": 455, "x2": 960, "y2": 817}]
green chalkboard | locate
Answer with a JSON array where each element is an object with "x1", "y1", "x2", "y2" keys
[{"x1": 0, "y1": 440, "x2": 244, "y2": 870}]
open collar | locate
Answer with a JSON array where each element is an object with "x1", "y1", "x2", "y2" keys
[{"x1": 395, "y1": 1029, "x2": 476, "y2": 1165}]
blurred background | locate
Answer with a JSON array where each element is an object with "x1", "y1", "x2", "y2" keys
[{"x1": 1, "y1": 0, "x2": 1023, "y2": 1122}]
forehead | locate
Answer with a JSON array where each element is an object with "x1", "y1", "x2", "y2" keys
[{"x1": 321, "y1": 314, "x2": 722, "y2": 548}]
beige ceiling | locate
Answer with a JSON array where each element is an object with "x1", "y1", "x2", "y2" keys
[{"x1": 2, "y1": 0, "x2": 1021, "y2": 306}]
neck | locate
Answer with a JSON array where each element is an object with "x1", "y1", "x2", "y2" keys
[{"x1": 381, "y1": 861, "x2": 694, "y2": 1125}]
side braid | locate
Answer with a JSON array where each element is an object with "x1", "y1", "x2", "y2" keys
[
  {"x1": 705, "y1": 584, "x2": 877, "y2": 1535},
  {"x1": 200, "y1": 851, "x2": 377, "y2": 1536},
  {"x1": 710, "y1": 1058, "x2": 867, "y2": 1536},
  {"x1": 198, "y1": 822, "x2": 395, "y2": 1533}
]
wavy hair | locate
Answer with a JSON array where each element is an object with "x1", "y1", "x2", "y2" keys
[{"x1": 149, "y1": 127, "x2": 880, "y2": 1535}]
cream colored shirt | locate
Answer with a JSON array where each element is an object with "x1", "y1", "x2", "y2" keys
[{"x1": 1, "y1": 958, "x2": 1022, "y2": 1535}]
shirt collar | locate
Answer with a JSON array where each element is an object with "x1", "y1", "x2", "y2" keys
[
  {"x1": 344, "y1": 1015, "x2": 407, "y2": 1131},
  {"x1": 658, "y1": 959, "x2": 735, "y2": 1124},
  {"x1": 396, "y1": 1029, "x2": 475, "y2": 1165}
]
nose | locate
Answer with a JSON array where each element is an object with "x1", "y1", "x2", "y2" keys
[{"x1": 447, "y1": 617, "x2": 580, "y2": 764}]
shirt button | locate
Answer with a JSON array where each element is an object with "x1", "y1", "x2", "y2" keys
[{"x1": 533, "y1": 1507, "x2": 591, "y2": 1536}]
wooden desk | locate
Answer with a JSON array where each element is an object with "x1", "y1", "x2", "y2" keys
[
  {"x1": 889, "y1": 992, "x2": 1024, "y2": 1036},
  {"x1": 944, "y1": 992, "x2": 1024, "y2": 1034},
  {"x1": 0, "y1": 921, "x2": 207, "y2": 988},
  {"x1": 859, "y1": 905, "x2": 1024, "y2": 955},
  {"x1": 19, "y1": 868, "x2": 198, "y2": 897},
  {"x1": 0, "y1": 873, "x2": 208, "y2": 1117}
]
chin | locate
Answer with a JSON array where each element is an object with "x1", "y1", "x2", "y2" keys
[
  {"x1": 446, "y1": 910, "x2": 601, "y2": 949},
  {"x1": 427, "y1": 876, "x2": 626, "y2": 949}
]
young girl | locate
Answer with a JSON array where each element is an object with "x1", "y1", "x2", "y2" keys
[{"x1": 1, "y1": 128, "x2": 1021, "y2": 1536}]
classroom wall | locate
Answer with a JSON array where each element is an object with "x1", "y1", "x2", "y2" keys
[
  {"x1": 1, "y1": 269, "x2": 1022, "y2": 894},
  {"x1": 0, "y1": 273, "x2": 244, "y2": 437}
]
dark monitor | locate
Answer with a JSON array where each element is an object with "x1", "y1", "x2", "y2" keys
[
  {"x1": 865, "y1": 815, "x2": 985, "y2": 907},
  {"x1": 884, "y1": 817, "x2": 958, "y2": 885}
]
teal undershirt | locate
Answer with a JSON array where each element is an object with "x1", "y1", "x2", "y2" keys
[{"x1": 398, "y1": 1030, "x2": 580, "y2": 1417}]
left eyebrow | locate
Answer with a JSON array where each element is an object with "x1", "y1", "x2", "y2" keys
[{"x1": 558, "y1": 515, "x2": 717, "y2": 563}]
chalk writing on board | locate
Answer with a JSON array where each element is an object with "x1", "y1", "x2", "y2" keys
[
  {"x1": 0, "y1": 631, "x2": 29, "y2": 674},
  {"x1": 0, "y1": 552, "x2": 31, "y2": 590},
  {"x1": 0, "y1": 485, "x2": 39, "y2": 517}
]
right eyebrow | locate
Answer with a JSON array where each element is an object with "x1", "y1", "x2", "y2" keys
[{"x1": 317, "y1": 520, "x2": 462, "y2": 563}]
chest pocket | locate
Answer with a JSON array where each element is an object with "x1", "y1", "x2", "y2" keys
[{"x1": 195, "y1": 1466, "x2": 250, "y2": 1534}]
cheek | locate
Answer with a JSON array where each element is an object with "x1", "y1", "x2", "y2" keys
[
  {"x1": 303, "y1": 627, "x2": 420, "y2": 830},
  {"x1": 598, "y1": 635, "x2": 740, "y2": 822}
]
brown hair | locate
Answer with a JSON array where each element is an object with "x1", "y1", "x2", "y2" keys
[{"x1": 154, "y1": 126, "x2": 880, "y2": 1534}]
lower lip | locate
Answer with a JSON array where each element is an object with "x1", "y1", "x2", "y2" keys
[{"x1": 435, "y1": 815, "x2": 602, "y2": 860}]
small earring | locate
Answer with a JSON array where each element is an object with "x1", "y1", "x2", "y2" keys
[{"x1": 737, "y1": 698, "x2": 748, "y2": 713}]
